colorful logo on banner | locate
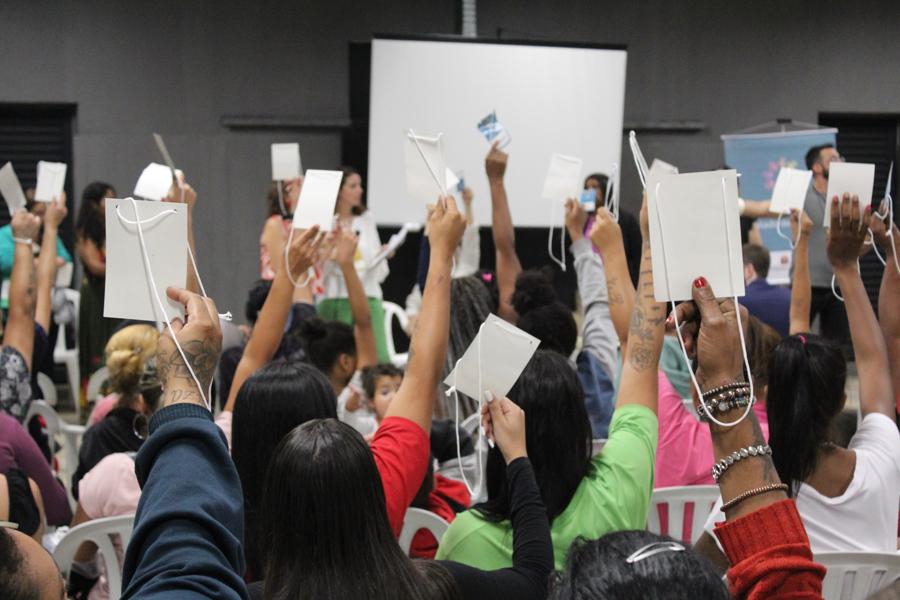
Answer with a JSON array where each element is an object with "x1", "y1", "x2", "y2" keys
[{"x1": 721, "y1": 129, "x2": 837, "y2": 284}]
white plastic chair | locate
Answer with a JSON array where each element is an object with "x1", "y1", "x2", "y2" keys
[
  {"x1": 383, "y1": 301, "x2": 410, "y2": 368},
  {"x1": 816, "y1": 552, "x2": 900, "y2": 600},
  {"x1": 86, "y1": 366, "x2": 109, "y2": 406},
  {"x1": 36, "y1": 372, "x2": 57, "y2": 407},
  {"x1": 24, "y1": 400, "x2": 86, "y2": 502},
  {"x1": 647, "y1": 485, "x2": 719, "y2": 545},
  {"x1": 53, "y1": 514, "x2": 135, "y2": 600},
  {"x1": 53, "y1": 288, "x2": 81, "y2": 418},
  {"x1": 398, "y1": 508, "x2": 450, "y2": 555}
]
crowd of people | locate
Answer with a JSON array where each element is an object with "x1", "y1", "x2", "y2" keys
[{"x1": 0, "y1": 138, "x2": 898, "y2": 600}]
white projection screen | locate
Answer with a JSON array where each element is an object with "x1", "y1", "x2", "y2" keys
[{"x1": 368, "y1": 36, "x2": 627, "y2": 227}]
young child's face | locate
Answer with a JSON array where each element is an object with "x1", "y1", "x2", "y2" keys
[{"x1": 372, "y1": 375, "x2": 403, "y2": 422}]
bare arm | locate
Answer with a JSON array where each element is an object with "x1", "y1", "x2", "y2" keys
[
  {"x1": 334, "y1": 229, "x2": 377, "y2": 370},
  {"x1": 384, "y1": 197, "x2": 466, "y2": 433},
  {"x1": 788, "y1": 210, "x2": 812, "y2": 335},
  {"x1": 875, "y1": 221, "x2": 900, "y2": 398},
  {"x1": 76, "y1": 237, "x2": 106, "y2": 277},
  {"x1": 261, "y1": 217, "x2": 287, "y2": 278},
  {"x1": 485, "y1": 143, "x2": 521, "y2": 322},
  {"x1": 741, "y1": 199, "x2": 773, "y2": 219},
  {"x1": 6, "y1": 212, "x2": 41, "y2": 371},
  {"x1": 590, "y1": 206, "x2": 636, "y2": 350},
  {"x1": 35, "y1": 195, "x2": 67, "y2": 332}
]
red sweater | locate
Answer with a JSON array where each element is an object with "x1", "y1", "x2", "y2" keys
[{"x1": 715, "y1": 499, "x2": 826, "y2": 600}]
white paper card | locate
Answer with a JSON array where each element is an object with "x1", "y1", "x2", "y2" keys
[
  {"x1": 292, "y1": 169, "x2": 341, "y2": 230},
  {"x1": 541, "y1": 153, "x2": 583, "y2": 202},
  {"x1": 769, "y1": 167, "x2": 813, "y2": 214},
  {"x1": 405, "y1": 131, "x2": 446, "y2": 204},
  {"x1": 647, "y1": 169, "x2": 745, "y2": 302},
  {"x1": 271, "y1": 143, "x2": 302, "y2": 181},
  {"x1": 134, "y1": 163, "x2": 174, "y2": 201},
  {"x1": 152, "y1": 133, "x2": 177, "y2": 175},
  {"x1": 649, "y1": 159, "x2": 679, "y2": 177},
  {"x1": 824, "y1": 162, "x2": 875, "y2": 226},
  {"x1": 445, "y1": 168, "x2": 460, "y2": 193},
  {"x1": 0, "y1": 163, "x2": 27, "y2": 213},
  {"x1": 443, "y1": 314, "x2": 540, "y2": 402},
  {"x1": 104, "y1": 198, "x2": 187, "y2": 321},
  {"x1": 34, "y1": 161, "x2": 67, "y2": 202}
]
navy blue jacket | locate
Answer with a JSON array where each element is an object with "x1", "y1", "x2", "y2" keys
[{"x1": 742, "y1": 278, "x2": 791, "y2": 337}]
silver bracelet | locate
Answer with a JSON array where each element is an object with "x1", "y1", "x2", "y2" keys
[
  {"x1": 711, "y1": 444, "x2": 771, "y2": 482},
  {"x1": 12, "y1": 237, "x2": 33, "y2": 246},
  {"x1": 698, "y1": 393, "x2": 755, "y2": 423}
]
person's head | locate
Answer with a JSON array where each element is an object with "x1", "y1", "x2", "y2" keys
[
  {"x1": 361, "y1": 363, "x2": 404, "y2": 422},
  {"x1": 512, "y1": 270, "x2": 577, "y2": 357},
  {"x1": 584, "y1": 173, "x2": 609, "y2": 205},
  {"x1": 549, "y1": 530, "x2": 730, "y2": 600},
  {"x1": 805, "y1": 144, "x2": 841, "y2": 180},
  {"x1": 480, "y1": 350, "x2": 592, "y2": 523},
  {"x1": 336, "y1": 167, "x2": 365, "y2": 217},
  {"x1": 767, "y1": 334, "x2": 847, "y2": 496},
  {"x1": 76, "y1": 181, "x2": 115, "y2": 243},
  {"x1": 104, "y1": 325, "x2": 160, "y2": 413},
  {"x1": 259, "y1": 418, "x2": 430, "y2": 600},
  {"x1": 244, "y1": 279, "x2": 272, "y2": 326},
  {"x1": 299, "y1": 317, "x2": 357, "y2": 390},
  {"x1": 0, "y1": 527, "x2": 66, "y2": 600},
  {"x1": 742, "y1": 243, "x2": 770, "y2": 283},
  {"x1": 446, "y1": 275, "x2": 497, "y2": 378}
]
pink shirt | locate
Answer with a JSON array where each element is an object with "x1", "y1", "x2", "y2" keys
[{"x1": 655, "y1": 371, "x2": 769, "y2": 488}]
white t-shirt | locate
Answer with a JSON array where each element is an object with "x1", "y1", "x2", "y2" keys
[
  {"x1": 336, "y1": 370, "x2": 378, "y2": 436},
  {"x1": 704, "y1": 412, "x2": 900, "y2": 553},
  {"x1": 319, "y1": 212, "x2": 389, "y2": 300}
]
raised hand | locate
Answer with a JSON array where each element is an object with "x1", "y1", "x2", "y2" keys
[
  {"x1": 427, "y1": 195, "x2": 466, "y2": 259},
  {"x1": 564, "y1": 198, "x2": 588, "y2": 241},
  {"x1": 789, "y1": 209, "x2": 813, "y2": 240},
  {"x1": 589, "y1": 206, "x2": 623, "y2": 256},
  {"x1": 485, "y1": 141, "x2": 508, "y2": 182},
  {"x1": 332, "y1": 228, "x2": 359, "y2": 268},
  {"x1": 481, "y1": 392, "x2": 527, "y2": 464},
  {"x1": 11, "y1": 211, "x2": 41, "y2": 241},
  {"x1": 869, "y1": 200, "x2": 897, "y2": 254},
  {"x1": 286, "y1": 226, "x2": 323, "y2": 280},
  {"x1": 164, "y1": 172, "x2": 197, "y2": 208},
  {"x1": 44, "y1": 193, "x2": 68, "y2": 229},
  {"x1": 826, "y1": 193, "x2": 870, "y2": 270}
]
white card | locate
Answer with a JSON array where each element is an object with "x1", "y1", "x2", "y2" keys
[
  {"x1": 405, "y1": 131, "x2": 446, "y2": 204},
  {"x1": 541, "y1": 153, "x2": 583, "y2": 202},
  {"x1": 769, "y1": 167, "x2": 813, "y2": 214},
  {"x1": 152, "y1": 133, "x2": 177, "y2": 175},
  {"x1": 271, "y1": 143, "x2": 302, "y2": 181},
  {"x1": 445, "y1": 168, "x2": 460, "y2": 193},
  {"x1": 292, "y1": 169, "x2": 341, "y2": 230},
  {"x1": 0, "y1": 163, "x2": 27, "y2": 213},
  {"x1": 34, "y1": 161, "x2": 67, "y2": 202},
  {"x1": 649, "y1": 159, "x2": 679, "y2": 177},
  {"x1": 134, "y1": 163, "x2": 174, "y2": 201},
  {"x1": 824, "y1": 162, "x2": 875, "y2": 226},
  {"x1": 443, "y1": 314, "x2": 540, "y2": 402},
  {"x1": 104, "y1": 198, "x2": 187, "y2": 322},
  {"x1": 647, "y1": 170, "x2": 745, "y2": 302}
]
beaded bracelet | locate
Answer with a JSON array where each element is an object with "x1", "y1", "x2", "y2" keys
[
  {"x1": 720, "y1": 483, "x2": 789, "y2": 512},
  {"x1": 12, "y1": 237, "x2": 33, "y2": 246},
  {"x1": 698, "y1": 393, "x2": 755, "y2": 423},
  {"x1": 711, "y1": 444, "x2": 771, "y2": 482},
  {"x1": 701, "y1": 381, "x2": 748, "y2": 398}
]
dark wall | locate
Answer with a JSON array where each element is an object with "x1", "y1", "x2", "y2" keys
[{"x1": 1, "y1": 0, "x2": 898, "y2": 317}]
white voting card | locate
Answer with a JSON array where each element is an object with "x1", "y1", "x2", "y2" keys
[
  {"x1": 104, "y1": 198, "x2": 187, "y2": 322},
  {"x1": 769, "y1": 167, "x2": 813, "y2": 214},
  {"x1": 541, "y1": 153, "x2": 583, "y2": 202},
  {"x1": 271, "y1": 143, "x2": 302, "y2": 181},
  {"x1": 292, "y1": 169, "x2": 341, "y2": 230},
  {"x1": 405, "y1": 130, "x2": 446, "y2": 205},
  {"x1": 35, "y1": 161, "x2": 67, "y2": 202},
  {"x1": 647, "y1": 169, "x2": 744, "y2": 302},
  {"x1": 134, "y1": 163, "x2": 174, "y2": 201},
  {"x1": 824, "y1": 162, "x2": 875, "y2": 226},
  {"x1": 445, "y1": 168, "x2": 460, "y2": 193},
  {"x1": 443, "y1": 314, "x2": 540, "y2": 402},
  {"x1": 649, "y1": 159, "x2": 679, "y2": 177},
  {"x1": 0, "y1": 163, "x2": 27, "y2": 213},
  {"x1": 152, "y1": 133, "x2": 177, "y2": 176}
]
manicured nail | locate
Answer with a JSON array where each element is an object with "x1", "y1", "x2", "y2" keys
[
  {"x1": 693, "y1": 276, "x2": 707, "y2": 289},
  {"x1": 665, "y1": 314, "x2": 673, "y2": 325}
]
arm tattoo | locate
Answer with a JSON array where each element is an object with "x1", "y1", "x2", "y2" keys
[{"x1": 157, "y1": 339, "x2": 218, "y2": 390}]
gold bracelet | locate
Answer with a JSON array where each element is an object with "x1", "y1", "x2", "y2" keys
[{"x1": 720, "y1": 483, "x2": 788, "y2": 512}]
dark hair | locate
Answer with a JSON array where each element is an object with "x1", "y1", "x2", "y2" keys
[
  {"x1": 300, "y1": 317, "x2": 356, "y2": 375},
  {"x1": 245, "y1": 279, "x2": 272, "y2": 325},
  {"x1": 742, "y1": 243, "x2": 771, "y2": 278},
  {"x1": 746, "y1": 316, "x2": 781, "y2": 391},
  {"x1": 805, "y1": 143, "x2": 835, "y2": 170},
  {"x1": 549, "y1": 530, "x2": 730, "y2": 599},
  {"x1": 232, "y1": 360, "x2": 337, "y2": 578},
  {"x1": 259, "y1": 419, "x2": 430, "y2": 600},
  {"x1": 584, "y1": 173, "x2": 609, "y2": 199},
  {"x1": 361, "y1": 363, "x2": 404, "y2": 399},
  {"x1": 512, "y1": 270, "x2": 578, "y2": 356},
  {"x1": 767, "y1": 334, "x2": 846, "y2": 497},
  {"x1": 340, "y1": 166, "x2": 366, "y2": 216},
  {"x1": 75, "y1": 181, "x2": 115, "y2": 247},
  {"x1": 0, "y1": 529, "x2": 38, "y2": 600},
  {"x1": 478, "y1": 350, "x2": 592, "y2": 523}
]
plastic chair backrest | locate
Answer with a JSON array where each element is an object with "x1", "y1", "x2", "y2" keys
[
  {"x1": 36, "y1": 372, "x2": 57, "y2": 407},
  {"x1": 647, "y1": 485, "x2": 719, "y2": 545},
  {"x1": 86, "y1": 366, "x2": 110, "y2": 404},
  {"x1": 53, "y1": 514, "x2": 135, "y2": 600},
  {"x1": 398, "y1": 508, "x2": 450, "y2": 555},
  {"x1": 382, "y1": 301, "x2": 410, "y2": 366},
  {"x1": 816, "y1": 552, "x2": 900, "y2": 600}
]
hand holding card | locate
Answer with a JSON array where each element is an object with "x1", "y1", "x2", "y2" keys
[{"x1": 0, "y1": 163, "x2": 27, "y2": 214}]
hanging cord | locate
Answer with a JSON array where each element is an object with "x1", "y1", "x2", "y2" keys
[
  {"x1": 654, "y1": 180, "x2": 755, "y2": 428},
  {"x1": 447, "y1": 323, "x2": 486, "y2": 499},
  {"x1": 282, "y1": 225, "x2": 317, "y2": 288},
  {"x1": 774, "y1": 210, "x2": 801, "y2": 249},
  {"x1": 176, "y1": 185, "x2": 230, "y2": 320},
  {"x1": 547, "y1": 201, "x2": 567, "y2": 271},
  {"x1": 605, "y1": 163, "x2": 620, "y2": 223}
]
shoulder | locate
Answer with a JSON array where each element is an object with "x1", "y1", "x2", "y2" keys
[
  {"x1": 850, "y1": 413, "x2": 900, "y2": 455},
  {"x1": 437, "y1": 509, "x2": 508, "y2": 565}
]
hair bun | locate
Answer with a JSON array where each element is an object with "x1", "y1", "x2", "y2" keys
[
  {"x1": 511, "y1": 270, "x2": 557, "y2": 315},
  {"x1": 299, "y1": 317, "x2": 328, "y2": 341}
]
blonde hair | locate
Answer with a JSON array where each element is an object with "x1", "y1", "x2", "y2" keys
[{"x1": 104, "y1": 325, "x2": 159, "y2": 399}]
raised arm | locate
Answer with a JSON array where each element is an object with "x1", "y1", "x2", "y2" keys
[
  {"x1": 871, "y1": 209, "x2": 900, "y2": 400},
  {"x1": 828, "y1": 194, "x2": 894, "y2": 418},
  {"x1": 788, "y1": 210, "x2": 813, "y2": 335},
  {"x1": 589, "y1": 206, "x2": 636, "y2": 351},
  {"x1": 223, "y1": 226, "x2": 322, "y2": 412},
  {"x1": 383, "y1": 196, "x2": 465, "y2": 433},
  {"x1": 35, "y1": 195, "x2": 67, "y2": 332},
  {"x1": 5, "y1": 211, "x2": 41, "y2": 371},
  {"x1": 485, "y1": 142, "x2": 522, "y2": 322},
  {"x1": 333, "y1": 228, "x2": 377, "y2": 370}
]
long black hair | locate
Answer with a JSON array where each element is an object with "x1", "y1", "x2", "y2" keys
[
  {"x1": 549, "y1": 530, "x2": 729, "y2": 599},
  {"x1": 232, "y1": 360, "x2": 337, "y2": 578},
  {"x1": 260, "y1": 419, "x2": 432, "y2": 600},
  {"x1": 299, "y1": 317, "x2": 356, "y2": 375},
  {"x1": 512, "y1": 269, "x2": 578, "y2": 356},
  {"x1": 767, "y1": 334, "x2": 847, "y2": 497},
  {"x1": 478, "y1": 350, "x2": 592, "y2": 523},
  {"x1": 75, "y1": 181, "x2": 114, "y2": 246}
]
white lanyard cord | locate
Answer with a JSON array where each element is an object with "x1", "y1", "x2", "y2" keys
[{"x1": 547, "y1": 201, "x2": 567, "y2": 271}]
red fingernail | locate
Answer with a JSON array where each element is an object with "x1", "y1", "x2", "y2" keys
[
  {"x1": 665, "y1": 315, "x2": 673, "y2": 324},
  {"x1": 693, "y1": 276, "x2": 707, "y2": 288}
]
